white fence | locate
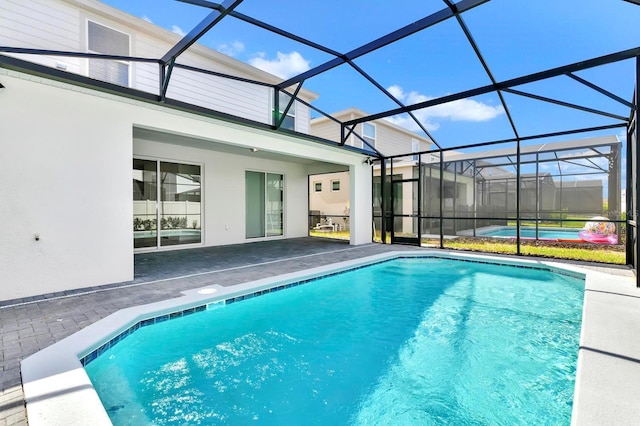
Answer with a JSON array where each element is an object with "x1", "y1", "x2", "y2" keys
[{"x1": 133, "y1": 200, "x2": 201, "y2": 229}]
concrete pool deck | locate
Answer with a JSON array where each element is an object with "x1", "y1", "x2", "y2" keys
[{"x1": 1, "y1": 238, "x2": 638, "y2": 425}]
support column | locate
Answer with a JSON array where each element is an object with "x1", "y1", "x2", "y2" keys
[
  {"x1": 608, "y1": 143, "x2": 621, "y2": 225},
  {"x1": 634, "y1": 56, "x2": 640, "y2": 286},
  {"x1": 350, "y1": 161, "x2": 373, "y2": 245},
  {"x1": 516, "y1": 139, "x2": 521, "y2": 255}
]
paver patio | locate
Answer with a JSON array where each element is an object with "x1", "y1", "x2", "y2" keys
[{"x1": 0, "y1": 238, "x2": 635, "y2": 425}]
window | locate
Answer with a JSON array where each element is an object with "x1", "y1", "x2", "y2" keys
[
  {"x1": 412, "y1": 138, "x2": 420, "y2": 161},
  {"x1": 274, "y1": 92, "x2": 296, "y2": 130},
  {"x1": 88, "y1": 21, "x2": 130, "y2": 86},
  {"x1": 363, "y1": 122, "x2": 376, "y2": 152},
  {"x1": 331, "y1": 180, "x2": 340, "y2": 192},
  {"x1": 314, "y1": 181, "x2": 322, "y2": 192},
  {"x1": 133, "y1": 159, "x2": 201, "y2": 249},
  {"x1": 246, "y1": 171, "x2": 284, "y2": 238}
]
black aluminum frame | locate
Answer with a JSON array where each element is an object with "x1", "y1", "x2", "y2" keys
[{"x1": 1, "y1": 0, "x2": 639, "y2": 283}]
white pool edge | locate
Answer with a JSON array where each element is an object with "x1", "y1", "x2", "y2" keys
[{"x1": 20, "y1": 250, "x2": 640, "y2": 425}]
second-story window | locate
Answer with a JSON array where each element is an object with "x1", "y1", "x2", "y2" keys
[
  {"x1": 362, "y1": 122, "x2": 376, "y2": 152},
  {"x1": 88, "y1": 21, "x2": 130, "y2": 86},
  {"x1": 276, "y1": 92, "x2": 296, "y2": 130},
  {"x1": 412, "y1": 138, "x2": 420, "y2": 160}
]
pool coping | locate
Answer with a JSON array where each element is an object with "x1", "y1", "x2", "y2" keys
[{"x1": 20, "y1": 250, "x2": 640, "y2": 425}]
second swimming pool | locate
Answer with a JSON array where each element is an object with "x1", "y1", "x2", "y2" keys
[
  {"x1": 84, "y1": 256, "x2": 584, "y2": 425},
  {"x1": 476, "y1": 226, "x2": 581, "y2": 240}
]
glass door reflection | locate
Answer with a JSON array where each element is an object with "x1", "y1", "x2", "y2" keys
[{"x1": 133, "y1": 159, "x2": 158, "y2": 249}]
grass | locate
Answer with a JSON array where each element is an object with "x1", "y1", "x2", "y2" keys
[
  {"x1": 314, "y1": 230, "x2": 626, "y2": 265},
  {"x1": 520, "y1": 244, "x2": 624, "y2": 263},
  {"x1": 435, "y1": 238, "x2": 626, "y2": 264},
  {"x1": 309, "y1": 230, "x2": 350, "y2": 240}
]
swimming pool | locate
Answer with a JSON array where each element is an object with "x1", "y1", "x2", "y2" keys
[
  {"x1": 476, "y1": 226, "x2": 581, "y2": 240},
  {"x1": 82, "y1": 256, "x2": 584, "y2": 425}
]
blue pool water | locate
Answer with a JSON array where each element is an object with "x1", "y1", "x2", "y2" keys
[
  {"x1": 478, "y1": 226, "x2": 580, "y2": 240},
  {"x1": 84, "y1": 257, "x2": 584, "y2": 425}
]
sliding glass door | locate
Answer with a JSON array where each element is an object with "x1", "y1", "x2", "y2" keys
[
  {"x1": 133, "y1": 159, "x2": 201, "y2": 249},
  {"x1": 133, "y1": 159, "x2": 158, "y2": 248},
  {"x1": 159, "y1": 162, "x2": 201, "y2": 246},
  {"x1": 246, "y1": 171, "x2": 284, "y2": 238},
  {"x1": 246, "y1": 171, "x2": 266, "y2": 239}
]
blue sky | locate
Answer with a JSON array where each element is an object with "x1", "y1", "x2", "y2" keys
[{"x1": 100, "y1": 0, "x2": 640, "y2": 151}]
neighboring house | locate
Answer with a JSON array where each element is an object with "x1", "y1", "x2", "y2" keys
[
  {"x1": 308, "y1": 172, "x2": 351, "y2": 230},
  {"x1": 311, "y1": 107, "x2": 432, "y2": 156},
  {"x1": 0, "y1": 0, "x2": 373, "y2": 301},
  {"x1": 557, "y1": 180, "x2": 604, "y2": 215},
  {"x1": 479, "y1": 172, "x2": 558, "y2": 218},
  {"x1": 476, "y1": 174, "x2": 604, "y2": 220},
  {"x1": 440, "y1": 136, "x2": 620, "y2": 234},
  {"x1": 376, "y1": 136, "x2": 619, "y2": 238},
  {"x1": 309, "y1": 108, "x2": 433, "y2": 229}
]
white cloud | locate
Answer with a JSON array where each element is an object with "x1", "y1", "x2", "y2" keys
[
  {"x1": 387, "y1": 84, "x2": 405, "y2": 100},
  {"x1": 617, "y1": 130, "x2": 627, "y2": 143},
  {"x1": 539, "y1": 163, "x2": 552, "y2": 171},
  {"x1": 384, "y1": 85, "x2": 505, "y2": 132},
  {"x1": 172, "y1": 25, "x2": 186, "y2": 37},
  {"x1": 141, "y1": 15, "x2": 152, "y2": 23},
  {"x1": 218, "y1": 41, "x2": 245, "y2": 57},
  {"x1": 249, "y1": 51, "x2": 310, "y2": 79}
]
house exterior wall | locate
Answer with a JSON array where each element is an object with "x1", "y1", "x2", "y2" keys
[
  {"x1": 0, "y1": 69, "x2": 368, "y2": 301},
  {"x1": 309, "y1": 109, "x2": 432, "y2": 235},
  {"x1": 376, "y1": 125, "x2": 423, "y2": 157},
  {"x1": 0, "y1": 0, "x2": 315, "y2": 130},
  {"x1": 0, "y1": 0, "x2": 82, "y2": 66},
  {"x1": 309, "y1": 118, "x2": 343, "y2": 146},
  {"x1": 309, "y1": 171, "x2": 351, "y2": 217},
  {"x1": 0, "y1": 71, "x2": 133, "y2": 301},
  {"x1": 309, "y1": 108, "x2": 432, "y2": 156},
  {"x1": 294, "y1": 97, "x2": 311, "y2": 134},
  {"x1": 557, "y1": 184, "x2": 603, "y2": 215}
]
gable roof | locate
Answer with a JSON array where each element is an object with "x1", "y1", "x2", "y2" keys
[{"x1": 311, "y1": 107, "x2": 432, "y2": 144}]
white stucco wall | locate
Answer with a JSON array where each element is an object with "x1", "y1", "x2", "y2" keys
[
  {"x1": 0, "y1": 69, "x2": 370, "y2": 301},
  {"x1": 309, "y1": 171, "x2": 351, "y2": 216},
  {"x1": 0, "y1": 72, "x2": 133, "y2": 301},
  {"x1": 350, "y1": 163, "x2": 373, "y2": 245}
]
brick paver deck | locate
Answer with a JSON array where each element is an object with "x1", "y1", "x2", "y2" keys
[{"x1": 0, "y1": 238, "x2": 634, "y2": 425}]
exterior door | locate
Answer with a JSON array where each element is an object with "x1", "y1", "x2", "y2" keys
[
  {"x1": 391, "y1": 178, "x2": 420, "y2": 245},
  {"x1": 133, "y1": 159, "x2": 202, "y2": 249}
]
